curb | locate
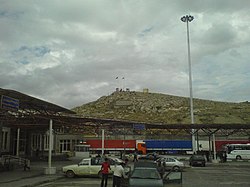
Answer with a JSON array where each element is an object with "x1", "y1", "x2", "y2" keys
[
  {"x1": 0, "y1": 173, "x2": 43, "y2": 184},
  {"x1": 20, "y1": 175, "x2": 64, "y2": 187}
]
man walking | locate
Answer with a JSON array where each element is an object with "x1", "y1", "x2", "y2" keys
[
  {"x1": 101, "y1": 158, "x2": 111, "y2": 187},
  {"x1": 112, "y1": 162, "x2": 127, "y2": 187}
]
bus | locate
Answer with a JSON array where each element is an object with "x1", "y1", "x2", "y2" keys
[
  {"x1": 74, "y1": 144, "x2": 90, "y2": 158},
  {"x1": 226, "y1": 144, "x2": 250, "y2": 160}
]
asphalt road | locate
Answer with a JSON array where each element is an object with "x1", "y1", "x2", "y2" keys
[
  {"x1": 183, "y1": 162, "x2": 250, "y2": 187},
  {"x1": 35, "y1": 161, "x2": 250, "y2": 187}
]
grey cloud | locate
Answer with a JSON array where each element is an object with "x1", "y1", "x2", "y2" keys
[
  {"x1": 172, "y1": 0, "x2": 250, "y2": 13},
  {"x1": 203, "y1": 23, "x2": 236, "y2": 45},
  {"x1": 0, "y1": 0, "x2": 250, "y2": 108}
]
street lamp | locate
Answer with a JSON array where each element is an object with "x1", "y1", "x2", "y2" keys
[{"x1": 181, "y1": 15, "x2": 196, "y2": 153}]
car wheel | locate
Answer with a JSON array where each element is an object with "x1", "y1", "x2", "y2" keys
[
  {"x1": 173, "y1": 166, "x2": 180, "y2": 172},
  {"x1": 66, "y1": 170, "x2": 75, "y2": 178},
  {"x1": 202, "y1": 163, "x2": 206, "y2": 167},
  {"x1": 236, "y1": 155, "x2": 241, "y2": 160}
]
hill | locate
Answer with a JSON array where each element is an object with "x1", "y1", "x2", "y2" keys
[{"x1": 72, "y1": 91, "x2": 250, "y2": 124}]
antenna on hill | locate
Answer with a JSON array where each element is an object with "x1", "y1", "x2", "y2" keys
[
  {"x1": 115, "y1": 76, "x2": 126, "y2": 92},
  {"x1": 115, "y1": 76, "x2": 120, "y2": 91},
  {"x1": 122, "y1": 77, "x2": 125, "y2": 91}
]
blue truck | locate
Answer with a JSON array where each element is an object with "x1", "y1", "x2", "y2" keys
[{"x1": 143, "y1": 140, "x2": 192, "y2": 154}]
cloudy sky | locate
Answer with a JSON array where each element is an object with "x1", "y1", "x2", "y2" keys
[{"x1": 1, "y1": 0, "x2": 250, "y2": 109}]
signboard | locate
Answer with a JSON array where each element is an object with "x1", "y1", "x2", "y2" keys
[
  {"x1": 133, "y1": 124, "x2": 145, "y2": 130},
  {"x1": 1, "y1": 95, "x2": 19, "y2": 111}
]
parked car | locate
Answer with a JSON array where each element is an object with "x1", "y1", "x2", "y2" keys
[
  {"x1": 138, "y1": 153, "x2": 160, "y2": 160},
  {"x1": 62, "y1": 157, "x2": 124, "y2": 178},
  {"x1": 128, "y1": 166, "x2": 164, "y2": 187},
  {"x1": 189, "y1": 154, "x2": 206, "y2": 167},
  {"x1": 155, "y1": 157, "x2": 185, "y2": 171},
  {"x1": 128, "y1": 160, "x2": 183, "y2": 187}
]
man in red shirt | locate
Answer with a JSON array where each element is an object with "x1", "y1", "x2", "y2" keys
[{"x1": 101, "y1": 158, "x2": 111, "y2": 187}]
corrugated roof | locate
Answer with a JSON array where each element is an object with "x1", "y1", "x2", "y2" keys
[{"x1": 0, "y1": 88, "x2": 74, "y2": 114}]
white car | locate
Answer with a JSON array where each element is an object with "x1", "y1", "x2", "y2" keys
[
  {"x1": 155, "y1": 157, "x2": 185, "y2": 171},
  {"x1": 62, "y1": 157, "x2": 124, "y2": 178}
]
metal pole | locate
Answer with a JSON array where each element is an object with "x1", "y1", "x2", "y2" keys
[
  {"x1": 0, "y1": 122, "x2": 3, "y2": 155},
  {"x1": 123, "y1": 126, "x2": 126, "y2": 159},
  {"x1": 101, "y1": 129, "x2": 104, "y2": 156},
  {"x1": 48, "y1": 119, "x2": 53, "y2": 169},
  {"x1": 181, "y1": 15, "x2": 196, "y2": 154},
  {"x1": 208, "y1": 135, "x2": 211, "y2": 161},
  {"x1": 212, "y1": 133, "x2": 217, "y2": 162},
  {"x1": 196, "y1": 132, "x2": 199, "y2": 152},
  {"x1": 186, "y1": 20, "x2": 194, "y2": 126},
  {"x1": 16, "y1": 128, "x2": 20, "y2": 156},
  {"x1": 187, "y1": 19, "x2": 196, "y2": 154}
]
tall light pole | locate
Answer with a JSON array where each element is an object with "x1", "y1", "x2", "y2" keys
[{"x1": 181, "y1": 15, "x2": 196, "y2": 153}]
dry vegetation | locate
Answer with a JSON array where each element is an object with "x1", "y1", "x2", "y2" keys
[{"x1": 72, "y1": 91, "x2": 250, "y2": 125}]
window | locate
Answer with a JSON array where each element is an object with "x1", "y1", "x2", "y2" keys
[
  {"x1": 168, "y1": 158, "x2": 175, "y2": 162},
  {"x1": 91, "y1": 158, "x2": 103, "y2": 165},
  {"x1": 44, "y1": 133, "x2": 54, "y2": 151},
  {"x1": 31, "y1": 133, "x2": 42, "y2": 150},
  {"x1": 74, "y1": 145, "x2": 90, "y2": 152},
  {"x1": 1, "y1": 127, "x2": 10, "y2": 152},
  {"x1": 79, "y1": 159, "x2": 89, "y2": 166},
  {"x1": 60, "y1": 140, "x2": 70, "y2": 152}
]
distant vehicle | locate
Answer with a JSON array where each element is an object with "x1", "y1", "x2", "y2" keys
[
  {"x1": 138, "y1": 153, "x2": 159, "y2": 160},
  {"x1": 138, "y1": 140, "x2": 192, "y2": 155},
  {"x1": 226, "y1": 144, "x2": 250, "y2": 160},
  {"x1": 84, "y1": 139, "x2": 250, "y2": 155},
  {"x1": 137, "y1": 142, "x2": 146, "y2": 155},
  {"x1": 155, "y1": 157, "x2": 185, "y2": 171},
  {"x1": 189, "y1": 155, "x2": 206, "y2": 167},
  {"x1": 62, "y1": 157, "x2": 124, "y2": 178}
]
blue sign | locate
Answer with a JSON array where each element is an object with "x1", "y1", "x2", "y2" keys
[
  {"x1": 1, "y1": 95, "x2": 19, "y2": 111},
  {"x1": 133, "y1": 124, "x2": 145, "y2": 130}
]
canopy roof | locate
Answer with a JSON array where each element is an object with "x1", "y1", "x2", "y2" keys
[{"x1": 0, "y1": 88, "x2": 75, "y2": 123}]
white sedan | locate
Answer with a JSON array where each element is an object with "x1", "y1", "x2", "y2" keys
[
  {"x1": 155, "y1": 157, "x2": 185, "y2": 171},
  {"x1": 62, "y1": 157, "x2": 124, "y2": 178}
]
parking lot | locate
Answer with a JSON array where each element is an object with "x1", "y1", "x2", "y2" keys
[
  {"x1": 183, "y1": 162, "x2": 250, "y2": 187},
  {"x1": 35, "y1": 161, "x2": 250, "y2": 187}
]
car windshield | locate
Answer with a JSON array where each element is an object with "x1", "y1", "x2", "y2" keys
[
  {"x1": 192, "y1": 155, "x2": 204, "y2": 159},
  {"x1": 91, "y1": 157, "x2": 103, "y2": 165},
  {"x1": 131, "y1": 168, "x2": 161, "y2": 179}
]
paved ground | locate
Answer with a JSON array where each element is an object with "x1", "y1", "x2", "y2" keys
[
  {"x1": 36, "y1": 162, "x2": 250, "y2": 187},
  {"x1": 183, "y1": 162, "x2": 250, "y2": 187},
  {"x1": 0, "y1": 157, "x2": 250, "y2": 187},
  {"x1": 0, "y1": 159, "x2": 78, "y2": 187}
]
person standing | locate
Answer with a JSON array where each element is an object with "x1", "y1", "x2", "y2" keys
[
  {"x1": 133, "y1": 151, "x2": 138, "y2": 162},
  {"x1": 124, "y1": 158, "x2": 129, "y2": 166},
  {"x1": 113, "y1": 163, "x2": 127, "y2": 187},
  {"x1": 153, "y1": 152, "x2": 157, "y2": 161},
  {"x1": 101, "y1": 158, "x2": 111, "y2": 187},
  {"x1": 223, "y1": 151, "x2": 227, "y2": 162}
]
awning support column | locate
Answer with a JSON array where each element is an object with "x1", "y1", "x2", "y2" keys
[
  {"x1": 16, "y1": 128, "x2": 20, "y2": 156},
  {"x1": 101, "y1": 129, "x2": 104, "y2": 156},
  {"x1": 44, "y1": 119, "x2": 56, "y2": 174},
  {"x1": 48, "y1": 119, "x2": 52, "y2": 169},
  {"x1": 212, "y1": 133, "x2": 218, "y2": 163}
]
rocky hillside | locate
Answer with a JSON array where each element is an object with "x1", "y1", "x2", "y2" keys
[{"x1": 72, "y1": 91, "x2": 250, "y2": 124}]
